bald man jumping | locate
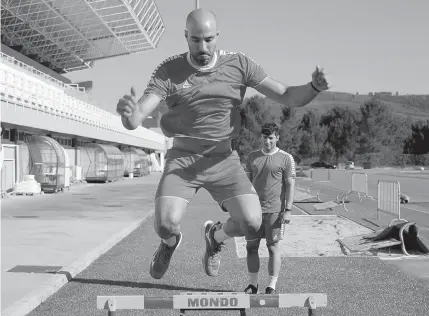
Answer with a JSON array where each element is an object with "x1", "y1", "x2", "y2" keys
[{"x1": 117, "y1": 9, "x2": 330, "y2": 280}]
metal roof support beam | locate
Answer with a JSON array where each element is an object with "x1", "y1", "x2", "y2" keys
[
  {"x1": 38, "y1": 0, "x2": 106, "y2": 63},
  {"x1": 2, "y1": 2, "x2": 90, "y2": 69},
  {"x1": 1, "y1": 0, "x2": 165, "y2": 71},
  {"x1": 144, "y1": 12, "x2": 158, "y2": 37},
  {"x1": 152, "y1": 23, "x2": 165, "y2": 46},
  {"x1": 136, "y1": 0, "x2": 150, "y2": 19},
  {"x1": 121, "y1": 0, "x2": 155, "y2": 49},
  {"x1": 139, "y1": 1, "x2": 154, "y2": 27},
  {"x1": 148, "y1": 17, "x2": 161, "y2": 38},
  {"x1": 82, "y1": 2, "x2": 132, "y2": 55}
]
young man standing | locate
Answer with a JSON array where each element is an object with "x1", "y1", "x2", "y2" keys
[{"x1": 244, "y1": 122, "x2": 296, "y2": 294}]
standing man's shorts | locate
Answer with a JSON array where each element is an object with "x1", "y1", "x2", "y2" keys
[
  {"x1": 155, "y1": 149, "x2": 258, "y2": 209},
  {"x1": 245, "y1": 212, "x2": 284, "y2": 243}
]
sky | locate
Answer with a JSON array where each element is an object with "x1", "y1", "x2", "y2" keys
[{"x1": 65, "y1": 0, "x2": 429, "y2": 114}]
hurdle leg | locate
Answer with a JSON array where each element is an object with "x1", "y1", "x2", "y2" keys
[
  {"x1": 107, "y1": 298, "x2": 116, "y2": 316},
  {"x1": 307, "y1": 296, "x2": 317, "y2": 316},
  {"x1": 335, "y1": 192, "x2": 342, "y2": 203},
  {"x1": 337, "y1": 192, "x2": 351, "y2": 212},
  {"x1": 399, "y1": 222, "x2": 415, "y2": 256},
  {"x1": 316, "y1": 188, "x2": 322, "y2": 202}
]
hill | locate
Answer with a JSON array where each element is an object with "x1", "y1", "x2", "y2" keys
[{"x1": 261, "y1": 91, "x2": 429, "y2": 122}]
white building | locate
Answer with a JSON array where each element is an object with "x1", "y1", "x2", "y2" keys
[{"x1": 1, "y1": 0, "x2": 167, "y2": 194}]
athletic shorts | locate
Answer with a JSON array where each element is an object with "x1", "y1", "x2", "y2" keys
[
  {"x1": 155, "y1": 150, "x2": 258, "y2": 208},
  {"x1": 246, "y1": 212, "x2": 284, "y2": 243}
]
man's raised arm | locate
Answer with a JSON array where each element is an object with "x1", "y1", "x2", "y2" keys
[
  {"x1": 255, "y1": 66, "x2": 331, "y2": 108},
  {"x1": 118, "y1": 89, "x2": 162, "y2": 130},
  {"x1": 117, "y1": 60, "x2": 170, "y2": 130}
]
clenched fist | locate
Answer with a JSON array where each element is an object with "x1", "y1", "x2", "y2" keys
[
  {"x1": 278, "y1": 209, "x2": 291, "y2": 225},
  {"x1": 117, "y1": 87, "x2": 138, "y2": 119},
  {"x1": 311, "y1": 65, "x2": 331, "y2": 92}
]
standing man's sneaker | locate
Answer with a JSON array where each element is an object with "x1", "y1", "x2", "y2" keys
[
  {"x1": 265, "y1": 287, "x2": 276, "y2": 294},
  {"x1": 202, "y1": 220, "x2": 224, "y2": 276},
  {"x1": 244, "y1": 284, "x2": 258, "y2": 294},
  {"x1": 149, "y1": 233, "x2": 182, "y2": 279}
]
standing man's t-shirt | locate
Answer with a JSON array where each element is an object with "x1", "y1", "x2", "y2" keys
[
  {"x1": 246, "y1": 148, "x2": 296, "y2": 213},
  {"x1": 143, "y1": 50, "x2": 267, "y2": 157}
]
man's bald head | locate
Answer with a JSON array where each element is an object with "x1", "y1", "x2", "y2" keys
[
  {"x1": 185, "y1": 9, "x2": 219, "y2": 66},
  {"x1": 186, "y1": 9, "x2": 218, "y2": 33}
]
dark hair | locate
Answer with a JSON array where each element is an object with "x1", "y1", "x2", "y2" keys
[{"x1": 261, "y1": 122, "x2": 279, "y2": 136}]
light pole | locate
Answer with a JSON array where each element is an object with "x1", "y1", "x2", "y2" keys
[{"x1": 195, "y1": 0, "x2": 199, "y2": 9}]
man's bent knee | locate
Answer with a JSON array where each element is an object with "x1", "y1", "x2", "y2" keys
[
  {"x1": 246, "y1": 239, "x2": 261, "y2": 254},
  {"x1": 241, "y1": 217, "x2": 262, "y2": 238},
  {"x1": 266, "y1": 241, "x2": 280, "y2": 252},
  {"x1": 222, "y1": 194, "x2": 262, "y2": 238},
  {"x1": 155, "y1": 220, "x2": 180, "y2": 239},
  {"x1": 154, "y1": 196, "x2": 188, "y2": 239}
]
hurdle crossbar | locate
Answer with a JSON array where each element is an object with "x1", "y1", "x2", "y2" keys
[{"x1": 97, "y1": 292, "x2": 328, "y2": 316}]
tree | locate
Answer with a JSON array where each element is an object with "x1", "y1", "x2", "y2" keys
[
  {"x1": 280, "y1": 106, "x2": 295, "y2": 124},
  {"x1": 245, "y1": 95, "x2": 279, "y2": 126},
  {"x1": 234, "y1": 96, "x2": 276, "y2": 161},
  {"x1": 403, "y1": 120, "x2": 429, "y2": 154},
  {"x1": 319, "y1": 106, "x2": 359, "y2": 161},
  {"x1": 319, "y1": 143, "x2": 336, "y2": 163},
  {"x1": 298, "y1": 110, "x2": 319, "y2": 134},
  {"x1": 278, "y1": 103, "x2": 298, "y2": 158},
  {"x1": 298, "y1": 132, "x2": 316, "y2": 158},
  {"x1": 357, "y1": 100, "x2": 395, "y2": 153},
  {"x1": 313, "y1": 125, "x2": 328, "y2": 156},
  {"x1": 297, "y1": 109, "x2": 326, "y2": 156}
]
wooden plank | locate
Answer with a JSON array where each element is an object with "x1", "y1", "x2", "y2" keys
[
  {"x1": 338, "y1": 233, "x2": 401, "y2": 253},
  {"x1": 313, "y1": 200, "x2": 339, "y2": 211}
]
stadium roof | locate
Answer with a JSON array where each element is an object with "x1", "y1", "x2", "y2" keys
[{"x1": 1, "y1": 0, "x2": 165, "y2": 73}]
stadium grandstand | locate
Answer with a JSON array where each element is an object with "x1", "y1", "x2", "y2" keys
[{"x1": 0, "y1": 0, "x2": 170, "y2": 196}]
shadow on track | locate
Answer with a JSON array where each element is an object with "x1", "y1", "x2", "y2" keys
[{"x1": 70, "y1": 277, "x2": 231, "y2": 292}]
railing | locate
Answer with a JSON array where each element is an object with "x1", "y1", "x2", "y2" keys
[
  {"x1": 0, "y1": 52, "x2": 102, "y2": 108},
  {"x1": 0, "y1": 52, "x2": 84, "y2": 93},
  {"x1": 0, "y1": 58, "x2": 165, "y2": 146}
]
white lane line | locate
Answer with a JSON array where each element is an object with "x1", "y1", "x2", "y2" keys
[
  {"x1": 293, "y1": 204, "x2": 308, "y2": 215},
  {"x1": 402, "y1": 205, "x2": 429, "y2": 215}
]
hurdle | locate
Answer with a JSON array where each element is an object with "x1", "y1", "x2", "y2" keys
[
  {"x1": 377, "y1": 180, "x2": 404, "y2": 223},
  {"x1": 97, "y1": 292, "x2": 328, "y2": 316},
  {"x1": 298, "y1": 168, "x2": 331, "y2": 202},
  {"x1": 336, "y1": 172, "x2": 375, "y2": 212},
  {"x1": 375, "y1": 180, "x2": 422, "y2": 256}
]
